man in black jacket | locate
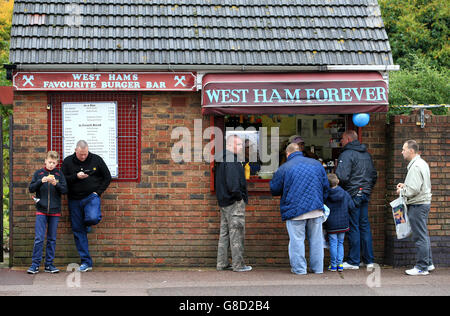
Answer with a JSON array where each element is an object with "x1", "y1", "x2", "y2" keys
[
  {"x1": 336, "y1": 130, "x2": 377, "y2": 270},
  {"x1": 215, "y1": 135, "x2": 251, "y2": 272},
  {"x1": 62, "y1": 140, "x2": 111, "y2": 272}
]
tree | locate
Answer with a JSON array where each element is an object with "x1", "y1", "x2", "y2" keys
[
  {"x1": 379, "y1": 0, "x2": 449, "y2": 70},
  {"x1": 0, "y1": 0, "x2": 14, "y2": 86},
  {"x1": 380, "y1": 0, "x2": 449, "y2": 114}
]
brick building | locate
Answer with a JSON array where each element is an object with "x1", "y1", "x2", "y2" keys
[{"x1": 5, "y1": 0, "x2": 448, "y2": 268}]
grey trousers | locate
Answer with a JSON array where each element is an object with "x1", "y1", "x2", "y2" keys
[
  {"x1": 408, "y1": 204, "x2": 433, "y2": 270},
  {"x1": 217, "y1": 200, "x2": 246, "y2": 271}
]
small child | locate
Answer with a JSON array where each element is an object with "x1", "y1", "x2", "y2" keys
[
  {"x1": 27, "y1": 151, "x2": 67, "y2": 274},
  {"x1": 324, "y1": 174, "x2": 355, "y2": 272}
]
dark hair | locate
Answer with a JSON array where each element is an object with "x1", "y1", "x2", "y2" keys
[{"x1": 405, "y1": 140, "x2": 419, "y2": 153}]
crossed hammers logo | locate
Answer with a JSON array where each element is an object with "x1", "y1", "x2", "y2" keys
[
  {"x1": 23, "y1": 75, "x2": 35, "y2": 87},
  {"x1": 174, "y1": 75, "x2": 186, "y2": 87}
]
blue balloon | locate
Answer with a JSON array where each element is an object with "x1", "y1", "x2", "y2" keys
[{"x1": 352, "y1": 113, "x2": 370, "y2": 127}]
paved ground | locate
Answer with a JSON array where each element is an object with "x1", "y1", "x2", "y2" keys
[{"x1": 0, "y1": 265, "x2": 449, "y2": 296}]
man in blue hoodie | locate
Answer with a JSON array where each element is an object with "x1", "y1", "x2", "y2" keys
[
  {"x1": 336, "y1": 130, "x2": 377, "y2": 270},
  {"x1": 270, "y1": 143, "x2": 329, "y2": 275}
]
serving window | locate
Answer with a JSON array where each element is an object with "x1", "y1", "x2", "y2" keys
[{"x1": 211, "y1": 113, "x2": 354, "y2": 192}]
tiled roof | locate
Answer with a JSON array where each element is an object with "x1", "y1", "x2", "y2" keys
[{"x1": 9, "y1": 0, "x2": 394, "y2": 67}]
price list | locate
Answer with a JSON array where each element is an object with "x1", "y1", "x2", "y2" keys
[{"x1": 62, "y1": 101, "x2": 118, "y2": 177}]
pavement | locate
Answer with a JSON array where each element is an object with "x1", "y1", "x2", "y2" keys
[{"x1": 0, "y1": 264, "x2": 449, "y2": 296}]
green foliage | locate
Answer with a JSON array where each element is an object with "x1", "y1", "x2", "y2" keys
[
  {"x1": 389, "y1": 55, "x2": 449, "y2": 105},
  {"x1": 380, "y1": 0, "x2": 449, "y2": 115},
  {"x1": 0, "y1": 0, "x2": 13, "y2": 86},
  {"x1": 1, "y1": 107, "x2": 12, "y2": 218},
  {"x1": 379, "y1": 0, "x2": 450, "y2": 70}
]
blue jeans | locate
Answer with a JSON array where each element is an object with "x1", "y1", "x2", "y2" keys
[
  {"x1": 347, "y1": 193, "x2": 374, "y2": 265},
  {"x1": 69, "y1": 193, "x2": 101, "y2": 266},
  {"x1": 31, "y1": 215, "x2": 59, "y2": 267},
  {"x1": 328, "y1": 233, "x2": 345, "y2": 266},
  {"x1": 286, "y1": 217, "x2": 324, "y2": 274}
]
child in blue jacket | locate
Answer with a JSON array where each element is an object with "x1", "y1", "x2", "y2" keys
[
  {"x1": 325, "y1": 173, "x2": 355, "y2": 272},
  {"x1": 27, "y1": 151, "x2": 67, "y2": 274}
]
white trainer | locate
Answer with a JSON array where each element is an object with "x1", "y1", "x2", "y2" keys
[
  {"x1": 342, "y1": 262, "x2": 359, "y2": 270},
  {"x1": 405, "y1": 267, "x2": 429, "y2": 276}
]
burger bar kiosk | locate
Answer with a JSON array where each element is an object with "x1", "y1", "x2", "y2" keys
[
  {"x1": 7, "y1": 0, "x2": 404, "y2": 268},
  {"x1": 201, "y1": 72, "x2": 388, "y2": 192}
]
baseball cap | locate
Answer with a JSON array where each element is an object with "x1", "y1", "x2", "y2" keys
[{"x1": 289, "y1": 135, "x2": 304, "y2": 144}]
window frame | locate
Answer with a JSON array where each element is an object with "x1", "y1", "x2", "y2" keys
[{"x1": 47, "y1": 92, "x2": 141, "y2": 182}]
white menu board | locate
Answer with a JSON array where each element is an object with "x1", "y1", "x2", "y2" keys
[{"x1": 62, "y1": 101, "x2": 118, "y2": 177}]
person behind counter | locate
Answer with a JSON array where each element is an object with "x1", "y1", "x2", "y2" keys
[
  {"x1": 244, "y1": 139, "x2": 261, "y2": 176},
  {"x1": 280, "y1": 135, "x2": 319, "y2": 165},
  {"x1": 289, "y1": 135, "x2": 319, "y2": 160}
]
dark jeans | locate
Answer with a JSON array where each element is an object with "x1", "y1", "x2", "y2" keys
[
  {"x1": 31, "y1": 215, "x2": 59, "y2": 267},
  {"x1": 69, "y1": 193, "x2": 101, "y2": 267},
  {"x1": 347, "y1": 193, "x2": 374, "y2": 265},
  {"x1": 408, "y1": 204, "x2": 433, "y2": 270}
]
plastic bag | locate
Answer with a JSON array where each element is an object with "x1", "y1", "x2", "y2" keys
[
  {"x1": 322, "y1": 204, "x2": 330, "y2": 223},
  {"x1": 390, "y1": 193, "x2": 411, "y2": 239}
]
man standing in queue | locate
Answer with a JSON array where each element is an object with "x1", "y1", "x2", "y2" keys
[
  {"x1": 62, "y1": 140, "x2": 112, "y2": 272},
  {"x1": 397, "y1": 140, "x2": 434, "y2": 276},
  {"x1": 336, "y1": 130, "x2": 377, "y2": 270},
  {"x1": 215, "y1": 135, "x2": 252, "y2": 272}
]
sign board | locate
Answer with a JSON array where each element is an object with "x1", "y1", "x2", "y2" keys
[
  {"x1": 13, "y1": 72, "x2": 197, "y2": 91},
  {"x1": 201, "y1": 72, "x2": 389, "y2": 115},
  {"x1": 62, "y1": 101, "x2": 118, "y2": 178},
  {"x1": 203, "y1": 81, "x2": 388, "y2": 107}
]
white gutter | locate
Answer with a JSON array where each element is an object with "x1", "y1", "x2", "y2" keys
[
  {"x1": 14, "y1": 64, "x2": 400, "y2": 72},
  {"x1": 326, "y1": 65, "x2": 400, "y2": 71},
  {"x1": 12, "y1": 63, "x2": 400, "y2": 91}
]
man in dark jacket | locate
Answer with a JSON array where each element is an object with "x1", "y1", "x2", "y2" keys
[
  {"x1": 336, "y1": 130, "x2": 377, "y2": 269},
  {"x1": 270, "y1": 143, "x2": 329, "y2": 275},
  {"x1": 215, "y1": 135, "x2": 251, "y2": 272},
  {"x1": 62, "y1": 140, "x2": 111, "y2": 272}
]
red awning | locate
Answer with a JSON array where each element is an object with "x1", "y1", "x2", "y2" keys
[
  {"x1": 0, "y1": 86, "x2": 13, "y2": 105},
  {"x1": 202, "y1": 72, "x2": 388, "y2": 115}
]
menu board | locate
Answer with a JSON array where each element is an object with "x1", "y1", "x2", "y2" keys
[{"x1": 62, "y1": 101, "x2": 118, "y2": 177}]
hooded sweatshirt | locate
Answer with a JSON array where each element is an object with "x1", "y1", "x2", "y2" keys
[
  {"x1": 335, "y1": 140, "x2": 377, "y2": 197},
  {"x1": 324, "y1": 186, "x2": 355, "y2": 234}
]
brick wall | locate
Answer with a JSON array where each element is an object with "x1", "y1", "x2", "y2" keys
[
  {"x1": 11, "y1": 91, "x2": 389, "y2": 268},
  {"x1": 385, "y1": 110, "x2": 450, "y2": 267}
]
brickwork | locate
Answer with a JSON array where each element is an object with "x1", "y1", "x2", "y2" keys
[
  {"x1": 385, "y1": 110, "x2": 450, "y2": 267},
  {"x1": 12, "y1": 92, "x2": 448, "y2": 268},
  {"x1": 11, "y1": 91, "x2": 288, "y2": 267}
]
